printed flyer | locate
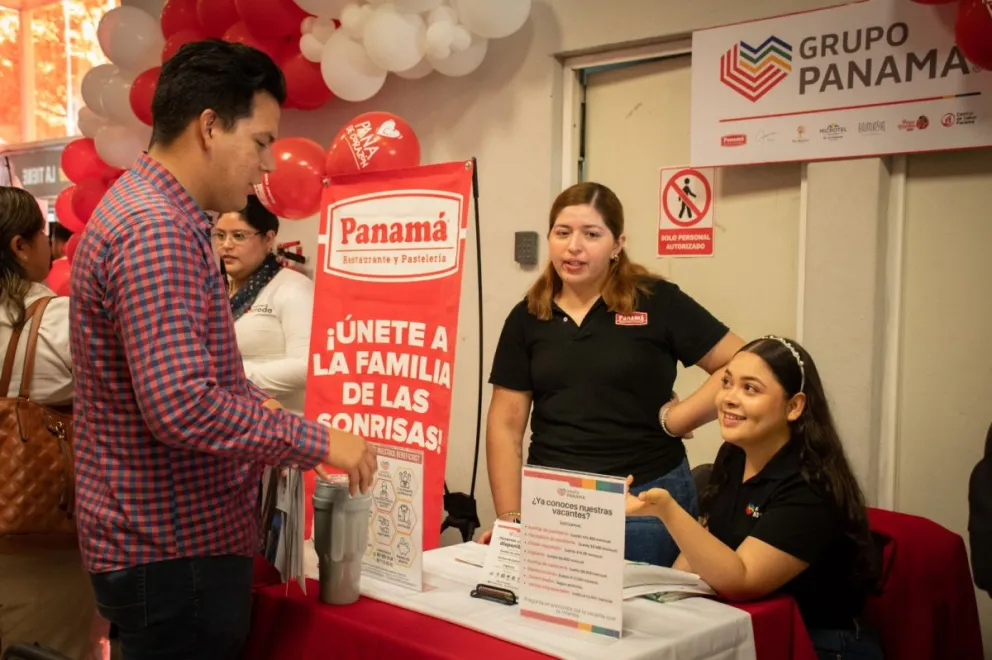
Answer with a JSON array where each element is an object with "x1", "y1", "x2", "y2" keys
[
  {"x1": 519, "y1": 467, "x2": 627, "y2": 639},
  {"x1": 363, "y1": 443, "x2": 424, "y2": 591}
]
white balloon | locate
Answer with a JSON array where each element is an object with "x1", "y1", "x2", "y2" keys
[
  {"x1": 77, "y1": 106, "x2": 109, "y2": 138},
  {"x1": 97, "y1": 6, "x2": 164, "y2": 73},
  {"x1": 395, "y1": 57, "x2": 433, "y2": 80},
  {"x1": 101, "y1": 72, "x2": 142, "y2": 129},
  {"x1": 394, "y1": 0, "x2": 443, "y2": 12},
  {"x1": 320, "y1": 31, "x2": 387, "y2": 102},
  {"x1": 292, "y1": 0, "x2": 352, "y2": 19},
  {"x1": 452, "y1": 0, "x2": 531, "y2": 39},
  {"x1": 424, "y1": 21, "x2": 453, "y2": 61},
  {"x1": 427, "y1": 5, "x2": 457, "y2": 25},
  {"x1": 94, "y1": 124, "x2": 146, "y2": 169},
  {"x1": 339, "y1": 3, "x2": 365, "y2": 38},
  {"x1": 300, "y1": 34, "x2": 325, "y2": 62},
  {"x1": 81, "y1": 64, "x2": 117, "y2": 117},
  {"x1": 301, "y1": 16, "x2": 316, "y2": 34},
  {"x1": 311, "y1": 16, "x2": 338, "y2": 42},
  {"x1": 363, "y1": 10, "x2": 426, "y2": 72},
  {"x1": 451, "y1": 25, "x2": 472, "y2": 51},
  {"x1": 427, "y1": 34, "x2": 487, "y2": 76}
]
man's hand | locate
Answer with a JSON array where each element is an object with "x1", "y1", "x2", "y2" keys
[
  {"x1": 325, "y1": 429, "x2": 377, "y2": 496},
  {"x1": 262, "y1": 398, "x2": 283, "y2": 410}
]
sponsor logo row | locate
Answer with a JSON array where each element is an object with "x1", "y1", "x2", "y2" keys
[{"x1": 719, "y1": 111, "x2": 978, "y2": 147}]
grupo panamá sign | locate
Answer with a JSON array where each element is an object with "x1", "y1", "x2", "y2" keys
[{"x1": 691, "y1": 0, "x2": 992, "y2": 167}]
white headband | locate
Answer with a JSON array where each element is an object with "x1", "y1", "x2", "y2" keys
[{"x1": 760, "y1": 335, "x2": 805, "y2": 393}]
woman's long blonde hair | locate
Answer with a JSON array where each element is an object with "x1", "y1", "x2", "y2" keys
[{"x1": 526, "y1": 182, "x2": 658, "y2": 320}]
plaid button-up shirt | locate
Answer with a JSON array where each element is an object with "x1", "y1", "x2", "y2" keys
[{"x1": 70, "y1": 154, "x2": 327, "y2": 573}]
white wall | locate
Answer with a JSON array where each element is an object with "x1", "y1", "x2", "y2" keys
[{"x1": 273, "y1": 0, "x2": 850, "y2": 544}]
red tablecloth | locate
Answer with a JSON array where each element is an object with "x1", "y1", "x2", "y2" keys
[{"x1": 244, "y1": 576, "x2": 817, "y2": 660}]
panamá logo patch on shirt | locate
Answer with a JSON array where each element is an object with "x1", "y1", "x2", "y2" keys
[
  {"x1": 615, "y1": 312, "x2": 648, "y2": 326},
  {"x1": 249, "y1": 304, "x2": 274, "y2": 315},
  {"x1": 745, "y1": 503, "x2": 761, "y2": 519}
]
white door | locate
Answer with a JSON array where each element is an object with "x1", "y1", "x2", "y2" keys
[{"x1": 582, "y1": 54, "x2": 803, "y2": 468}]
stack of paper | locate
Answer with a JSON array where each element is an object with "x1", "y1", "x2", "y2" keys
[
  {"x1": 259, "y1": 467, "x2": 307, "y2": 593},
  {"x1": 622, "y1": 562, "x2": 716, "y2": 601}
]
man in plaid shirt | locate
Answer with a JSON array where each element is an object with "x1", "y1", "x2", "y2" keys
[{"x1": 69, "y1": 41, "x2": 376, "y2": 660}]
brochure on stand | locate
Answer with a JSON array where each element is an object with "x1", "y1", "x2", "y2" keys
[
  {"x1": 519, "y1": 466, "x2": 626, "y2": 639},
  {"x1": 362, "y1": 444, "x2": 425, "y2": 592}
]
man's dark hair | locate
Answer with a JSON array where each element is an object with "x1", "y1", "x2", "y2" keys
[
  {"x1": 151, "y1": 39, "x2": 286, "y2": 147},
  {"x1": 51, "y1": 223, "x2": 72, "y2": 243}
]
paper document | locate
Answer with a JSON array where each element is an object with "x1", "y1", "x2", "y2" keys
[{"x1": 259, "y1": 467, "x2": 307, "y2": 593}]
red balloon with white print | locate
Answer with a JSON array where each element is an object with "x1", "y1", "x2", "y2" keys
[{"x1": 325, "y1": 112, "x2": 421, "y2": 177}]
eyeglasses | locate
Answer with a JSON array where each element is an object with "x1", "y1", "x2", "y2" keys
[{"x1": 211, "y1": 230, "x2": 260, "y2": 245}]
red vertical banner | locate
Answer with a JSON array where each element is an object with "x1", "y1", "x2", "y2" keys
[{"x1": 304, "y1": 160, "x2": 473, "y2": 554}]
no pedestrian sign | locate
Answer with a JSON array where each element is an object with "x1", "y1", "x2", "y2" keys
[{"x1": 658, "y1": 166, "x2": 715, "y2": 257}]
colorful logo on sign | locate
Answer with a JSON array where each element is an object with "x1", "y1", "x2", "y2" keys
[{"x1": 719, "y1": 36, "x2": 793, "y2": 102}]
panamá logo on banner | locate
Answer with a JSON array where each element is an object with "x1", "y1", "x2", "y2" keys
[
  {"x1": 720, "y1": 36, "x2": 793, "y2": 102},
  {"x1": 691, "y1": 0, "x2": 992, "y2": 167},
  {"x1": 322, "y1": 191, "x2": 464, "y2": 283}
]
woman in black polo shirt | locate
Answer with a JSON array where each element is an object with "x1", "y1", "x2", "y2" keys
[
  {"x1": 627, "y1": 336, "x2": 882, "y2": 658},
  {"x1": 485, "y1": 181, "x2": 743, "y2": 567}
]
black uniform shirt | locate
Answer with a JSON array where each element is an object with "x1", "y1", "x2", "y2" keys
[
  {"x1": 489, "y1": 278, "x2": 728, "y2": 483},
  {"x1": 705, "y1": 440, "x2": 869, "y2": 629}
]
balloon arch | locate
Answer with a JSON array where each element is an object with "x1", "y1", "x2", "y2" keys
[{"x1": 56, "y1": 0, "x2": 533, "y2": 246}]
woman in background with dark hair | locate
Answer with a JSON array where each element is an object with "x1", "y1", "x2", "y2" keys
[
  {"x1": 627, "y1": 336, "x2": 883, "y2": 659},
  {"x1": 216, "y1": 195, "x2": 314, "y2": 414},
  {"x1": 485, "y1": 181, "x2": 743, "y2": 566},
  {"x1": 0, "y1": 187, "x2": 107, "y2": 659}
]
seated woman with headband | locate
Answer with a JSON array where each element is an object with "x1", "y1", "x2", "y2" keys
[{"x1": 627, "y1": 336, "x2": 882, "y2": 659}]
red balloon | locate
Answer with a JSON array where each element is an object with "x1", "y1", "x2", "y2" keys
[
  {"x1": 64, "y1": 233, "x2": 81, "y2": 265},
  {"x1": 255, "y1": 137, "x2": 326, "y2": 220},
  {"x1": 71, "y1": 178, "x2": 110, "y2": 224},
  {"x1": 163, "y1": 28, "x2": 209, "y2": 62},
  {"x1": 197, "y1": 0, "x2": 239, "y2": 38},
  {"x1": 223, "y1": 22, "x2": 283, "y2": 62},
  {"x1": 234, "y1": 0, "x2": 307, "y2": 40},
  {"x1": 45, "y1": 258, "x2": 70, "y2": 297},
  {"x1": 956, "y1": 0, "x2": 992, "y2": 70},
  {"x1": 161, "y1": 0, "x2": 202, "y2": 38},
  {"x1": 129, "y1": 67, "x2": 161, "y2": 126},
  {"x1": 54, "y1": 186, "x2": 86, "y2": 234},
  {"x1": 325, "y1": 112, "x2": 421, "y2": 177},
  {"x1": 61, "y1": 138, "x2": 117, "y2": 185},
  {"x1": 282, "y1": 53, "x2": 333, "y2": 110}
]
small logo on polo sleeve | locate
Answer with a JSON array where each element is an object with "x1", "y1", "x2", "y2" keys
[
  {"x1": 615, "y1": 312, "x2": 648, "y2": 326},
  {"x1": 745, "y1": 503, "x2": 761, "y2": 518}
]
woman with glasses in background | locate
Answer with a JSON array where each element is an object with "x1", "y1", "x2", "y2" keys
[{"x1": 214, "y1": 195, "x2": 314, "y2": 414}]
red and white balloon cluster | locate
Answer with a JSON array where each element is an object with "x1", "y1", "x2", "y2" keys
[
  {"x1": 912, "y1": 0, "x2": 992, "y2": 70},
  {"x1": 294, "y1": 0, "x2": 532, "y2": 101},
  {"x1": 257, "y1": 110, "x2": 422, "y2": 219}
]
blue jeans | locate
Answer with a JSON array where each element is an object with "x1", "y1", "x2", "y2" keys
[
  {"x1": 808, "y1": 625, "x2": 885, "y2": 660},
  {"x1": 625, "y1": 458, "x2": 698, "y2": 566},
  {"x1": 89, "y1": 555, "x2": 254, "y2": 660}
]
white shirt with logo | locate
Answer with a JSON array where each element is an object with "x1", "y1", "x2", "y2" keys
[{"x1": 234, "y1": 267, "x2": 314, "y2": 415}]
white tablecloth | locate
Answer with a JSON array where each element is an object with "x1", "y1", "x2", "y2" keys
[{"x1": 360, "y1": 543, "x2": 757, "y2": 660}]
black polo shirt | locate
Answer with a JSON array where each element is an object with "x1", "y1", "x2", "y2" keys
[
  {"x1": 704, "y1": 440, "x2": 868, "y2": 629},
  {"x1": 488, "y1": 278, "x2": 728, "y2": 484}
]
